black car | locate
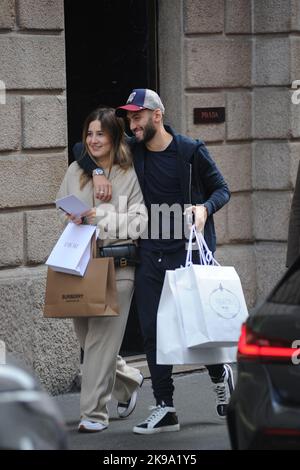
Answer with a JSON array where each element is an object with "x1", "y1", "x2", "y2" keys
[
  {"x1": 0, "y1": 361, "x2": 68, "y2": 450},
  {"x1": 227, "y1": 258, "x2": 300, "y2": 450}
]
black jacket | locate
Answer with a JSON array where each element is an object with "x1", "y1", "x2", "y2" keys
[
  {"x1": 127, "y1": 125, "x2": 230, "y2": 252},
  {"x1": 73, "y1": 125, "x2": 230, "y2": 252}
]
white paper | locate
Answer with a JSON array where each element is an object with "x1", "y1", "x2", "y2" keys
[
  {"x1": 46, "y1": 222, "x2": 96, "y2": 276},
  {"x1": 55, "y1": 195, "x2": 90, "y2": 217}
]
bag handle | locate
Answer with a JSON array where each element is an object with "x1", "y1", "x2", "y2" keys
[
  {"x1": 185, "y1": 225, "x2": 220, "y2": 267},
  {"x1": 196, "y1": 230, "x2": 220, "y2": 266}
]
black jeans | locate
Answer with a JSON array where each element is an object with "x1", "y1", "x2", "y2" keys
[{"x1": 135, "y1": 247, "x2": 225, "y2": 407}]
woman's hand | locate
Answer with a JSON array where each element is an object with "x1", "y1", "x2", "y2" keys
[
  {"x1": 81, "y1": 208, "x2": 97, "y2": 225},
  {"x1": 65, "y1": 208, "x2": 96, "y2": 225},
  {"x1": 66, "y1": 213, "x2": 84, "y2": 225},
  {"x1": 93, "y1": 174, "x2": 112, "y2": 202}
]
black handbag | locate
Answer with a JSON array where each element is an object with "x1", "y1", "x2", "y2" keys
[{"x1": 98, "y1": 243, "x2": 140, "y2": 268}]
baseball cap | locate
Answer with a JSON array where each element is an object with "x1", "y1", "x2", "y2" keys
[{"x1": 115, "y1": 89, "x2": 165, "y2": 117}]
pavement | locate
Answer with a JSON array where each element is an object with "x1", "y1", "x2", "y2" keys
[{"x1": 53, "y1": 364, "x2": 236, "y2": 451}]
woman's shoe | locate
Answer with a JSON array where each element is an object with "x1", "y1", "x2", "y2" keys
[
  {"x1": 78, "y1": 420, "x2": 107, "y2": 433},
  {"x1": 117, "y1": 373, "x2": 144, "y2": 418}
]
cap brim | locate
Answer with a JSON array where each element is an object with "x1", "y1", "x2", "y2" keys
[{"x1": 115, "y1": 104, "x2": 146, "y2": 117}]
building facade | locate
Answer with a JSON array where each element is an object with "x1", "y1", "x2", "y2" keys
[{"x1": 1, "y1": 0, "x2": 299, "y2": 393}]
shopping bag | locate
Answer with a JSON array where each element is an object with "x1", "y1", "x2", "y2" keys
[
  {"x1": 156, "y1": 268, "x2": 237, "y2": 365},
  {"x1": 46, "y1": 222, "x2": 96, "y2": 276},
  {"x1": 43, "y1": 257, "x2": 119, "y2": 318},
  {"x1": 176, "y1": 227, "x2": 248, "y2": 348}
]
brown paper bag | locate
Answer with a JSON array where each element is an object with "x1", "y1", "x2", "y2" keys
[{"x1": 44, "y1": 257, "x2": 119, "y2": 318}]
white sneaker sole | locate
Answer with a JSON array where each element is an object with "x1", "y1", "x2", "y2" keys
[
  {"x1": 133, "y1": 424, "x2": 180, "y2": 434},
  {"x1": 78, "y1": 421, "x2": 107, "y2": 433},
  {"x1": 118, "y1": 389, "x2": 138, "y2": 418},
  {"x1": 117, "y1": 373, "x2": 144, "y2": 419}
]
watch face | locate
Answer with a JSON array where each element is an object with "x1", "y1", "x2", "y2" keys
[{"x1": 94, "y1": 168, "x2": 104, "y2": 175}]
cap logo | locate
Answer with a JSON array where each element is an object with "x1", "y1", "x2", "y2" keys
[{"x1": 127, "y1": 92, "x2": 136, "y2": 104}]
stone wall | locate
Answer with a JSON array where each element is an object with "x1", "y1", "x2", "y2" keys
[
  {"x1": 159, "y1": 0, "x2": 300, "y2": 306},
  {"x1": 0, "y1": 0, "x2": 79, "y2": 394}
]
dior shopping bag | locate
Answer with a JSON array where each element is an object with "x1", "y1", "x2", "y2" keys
[{"x1": 46, "y1": 222, "x2": 96, "y2": 277}]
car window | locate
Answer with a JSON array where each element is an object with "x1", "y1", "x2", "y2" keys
[{"x1": 269, "y1": 265, "x2": 300, "y2": 305}]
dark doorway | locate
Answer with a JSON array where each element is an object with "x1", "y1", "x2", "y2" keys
[
  {"x1": 64, "y1": 0, "x2": 158, "y2": 159},
  {"x1": 64, "y1": 0, "x2": 158, "y2": 355}
]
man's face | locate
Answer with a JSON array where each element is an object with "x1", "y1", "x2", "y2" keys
[{"x1": 127, "y1": 109, "x2": 156, "y2": 143}]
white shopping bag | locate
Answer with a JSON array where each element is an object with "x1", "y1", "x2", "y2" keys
[
  {"x1": 176, "y1": 227, "x2": 248, "y2": 348},
  {"x1": 156, "y1": 268, "x2": 237, "y2": 365},
  {"x1": 46, "y1": 223, "x2": 97, "y2": 276}
]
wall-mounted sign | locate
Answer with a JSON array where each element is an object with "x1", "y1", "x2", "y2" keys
[{"x1": 194, "y1": 107, "x2": 225, "y2": 124}]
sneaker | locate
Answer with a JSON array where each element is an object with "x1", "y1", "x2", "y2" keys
[
  {"x1": 133, "y1": 402, "x2": 180, "y2": 434},
  {"x1": 212, "y1": 364, "x2": 234, "y2": 418},
  {"x1": 117, "y1": 373, "x2": 144, "y2": 419},
  {"x1": 78, "y1": 420, "x2": 107, "y2": 433}
]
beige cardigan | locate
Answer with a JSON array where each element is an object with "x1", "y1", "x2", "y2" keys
[{"x1": 57, "y1": 162, "x2": 148, "y2": 278}]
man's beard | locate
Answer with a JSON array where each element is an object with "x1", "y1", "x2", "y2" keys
[{"x1": 137, "y1": 119, "x2": 156, "y2": 143}]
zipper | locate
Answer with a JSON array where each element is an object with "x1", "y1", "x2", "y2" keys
[{"x1": 189, "y1": 163, "x2": 192, "y2": 205}]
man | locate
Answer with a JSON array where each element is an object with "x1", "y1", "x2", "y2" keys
[{"x1": 92, "y1": 89, "x2": 234, "y2": 434}]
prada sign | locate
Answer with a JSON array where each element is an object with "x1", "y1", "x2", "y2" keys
[{"x1": 194, "y1": 107, "x2": 225, "y2": 124}]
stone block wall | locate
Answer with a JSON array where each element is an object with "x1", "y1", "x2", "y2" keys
[
  {"x1": 159, "y1": 0, "x2": 300, "y2": 306},
  {"x1": 0, "y1": 0, "x2": 79, "y2": 394},
  {"x1": 251, "y1": 0, "x2": 300, "y2": 301}
]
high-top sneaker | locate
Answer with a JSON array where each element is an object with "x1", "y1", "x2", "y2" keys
[
  {"x1": 133, "y1": 401, "x2": 180, "y2": 434},
  {"x1": 211, "y1": 364, "x2": 234, "y2": 418}
]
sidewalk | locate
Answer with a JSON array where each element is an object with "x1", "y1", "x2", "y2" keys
[{"x1": 53, "y1": 366, "x2": 235, "y2": 451}]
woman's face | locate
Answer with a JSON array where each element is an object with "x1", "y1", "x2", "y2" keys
[{"x1": 86, "y1": 120, "x2": 112, "y2": 162}]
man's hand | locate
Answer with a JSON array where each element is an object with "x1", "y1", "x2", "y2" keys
[
  {"x1": 93, "y1": 174, "x2": 112, "y2": 202},
  {"x1": 184, "y1": 205, "x2": 208, "y2": 232},
  {"x1": 194, "y1": 205, "x2": 208, "y2": 232}
]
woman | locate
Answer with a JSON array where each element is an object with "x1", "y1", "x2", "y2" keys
[{"x1": 57, "y1": 108, "x2": 148, "y2": 432}]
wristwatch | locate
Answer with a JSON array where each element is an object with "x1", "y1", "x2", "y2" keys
[{"x1": 93, "y1": 168, "x2": 104, "y2": 176}]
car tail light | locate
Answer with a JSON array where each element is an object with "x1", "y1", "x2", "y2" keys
[{"x1": 238, "y1": 324, "x2": 300, "y2": 361}]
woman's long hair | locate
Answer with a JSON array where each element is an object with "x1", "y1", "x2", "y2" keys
[{"x1": 79, "y1": 107, "x2": 132, "y2": 189}]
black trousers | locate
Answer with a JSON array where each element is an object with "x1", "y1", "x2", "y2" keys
[{"x1": 135, "y1": 247, "x2": 225, "y2": 407}]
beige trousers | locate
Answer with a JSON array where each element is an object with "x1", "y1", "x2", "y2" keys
[{"x1": 73, "y1": 275, "x2": 142, "y2": 425}]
